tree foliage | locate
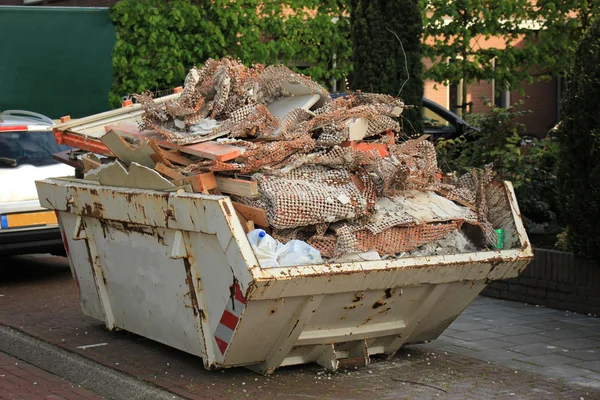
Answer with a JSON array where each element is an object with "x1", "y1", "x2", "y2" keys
[
  {"x1": 422, "y1": 0, "x2": 600, "y2": 110},
  {"x1": 532, "y1": 0, "x2": 600, "y2": 80},
  {"x1": 109, "y1": 0, "x2": 351, "y2": 107},
  {"x1": 422, "y1": 0, "x2": 535, "y2": 111},
  {"x1": 350, "y1": 0, "x2": 424, "y2": 134},
  {"x1": 556, "y1": 16, "x2": 600, "y2": 262}
]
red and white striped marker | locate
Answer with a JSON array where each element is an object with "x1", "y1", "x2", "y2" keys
[{"x1": 214, "y1": 281, "x2": 246, "y2": 355}]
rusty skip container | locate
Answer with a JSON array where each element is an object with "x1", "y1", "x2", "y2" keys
[{"x1": 36, "y1": 174, "x2": 533, "y2": 375}]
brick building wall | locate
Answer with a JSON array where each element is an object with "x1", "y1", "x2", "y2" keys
[{"x1": 424, "y1": 78, "x2": 558, "y2": 138}]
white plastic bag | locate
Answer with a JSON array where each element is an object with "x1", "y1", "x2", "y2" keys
[
  {"x1": 277, "y1": 240, "x2": 324, "y2": 267},
  {"x1": 247, "y1": 230, "x2": 324, "y2": 268}
]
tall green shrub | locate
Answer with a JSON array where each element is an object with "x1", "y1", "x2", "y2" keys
[
  {"x1": 556, "y1": 17, "x2": 600, "y2": 261},
  {"x1": 350, "y1": 0, "x2": 424, "y2": 134}
]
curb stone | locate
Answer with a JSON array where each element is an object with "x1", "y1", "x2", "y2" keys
[{"x1": 0, "y1": 324, "x2": 184, "y2": 400}]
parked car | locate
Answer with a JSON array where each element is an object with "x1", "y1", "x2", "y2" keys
[
  {"x1": 0, "y1": 110, "x2": 73, "y2": 256},
  {"x1": 330, "y1": 93, "x2": 475, "y2": 140}
]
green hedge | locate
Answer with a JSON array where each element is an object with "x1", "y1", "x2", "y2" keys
[{"x1": 109, "y1": 0, "x2": 351, "y2": 107}]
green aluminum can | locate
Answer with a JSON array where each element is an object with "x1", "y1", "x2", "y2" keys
[{"x1": 495, "y1": 229, "x2": 505, "y2": 249}]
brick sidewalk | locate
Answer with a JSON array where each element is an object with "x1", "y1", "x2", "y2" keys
[
  {"x1": 0, "y1": 254, "x2": 598, "y2": 399},
  {"x1": 0, "y1": 351, "x2": 104, "y2": 399}
]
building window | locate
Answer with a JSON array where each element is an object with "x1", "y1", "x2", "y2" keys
[{"x1": 494, "y1": 82, "x2": 510, "y2": 108}]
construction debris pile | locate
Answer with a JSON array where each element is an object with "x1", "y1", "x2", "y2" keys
[{"x1": 63, "y1": 58, "x2": 502, "y2": 265}]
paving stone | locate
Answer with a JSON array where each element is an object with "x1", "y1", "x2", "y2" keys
[
  {"x1": 493, "y1": 300, "x2": 532, "y2": 309},
  {"x1": 541, "y1": 364, "x2": 596, "y2": 380},
  {"x1": 496, "y1": 333, "x2": 553, "y2": 346},
  {"x1": 446, "y1": 329, "x2": 505, "y2": 341},
  {"x1": 510, "y1": 307, "x2": 558, "y2": 316},
  {"x1": 470, "y1": 310, "x2": 524, "y2": 319},
  {"x1": 467, "y1": 348, "x2": 523, "y2": 363},
  {"x1": 485, "y1": 325, "x2": 543, "y2": 336},
  {"x1": 563, "y1": 318, "x2": 600, "y2": 327},
  {"x1": 528, "y1": 321, "x2": 584, "y2": 331},
  {"x1": 511, "y1": 314, "x2": 558, "y2": 324},
  {"x1": 447, "y1": 321, "x2": 494, "y2": 332},
  {"x1": 540, "y1": 329, "x2": 595, "y2": 340},
  {"x1": 550, "y1": 338, "x2": 600, "y2": 350},
  {"x1": 562, "y1": 349, "x2": 600, "y2": 361},
  {"x1": 447, "y1": 338, "x2": 512, "y2": 352},
  {"x1": 573, "y1": 360, "x2": 600, "y2": 373},
  {"x1": 519, "y1": 353, "x2": 580, "y2": 367},
  {"x1": 466, "y1": 304, "x2": 523, "y2": 314},
  {"x1": 477, "y1": 317, "x2": 531, "y2": 327},
  {"x1": 507, "y1": 342, "x2": 563, "y2": 356},
  {"x1": 579, "y1": 325, "x2": 600, "y2": 336}
]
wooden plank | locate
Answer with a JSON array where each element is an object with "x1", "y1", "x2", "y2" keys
[
  {"x1": 235, "y1": 210, "x2": 255, "y2": 234},
  {"x1": 154, "y1": 162, "x2": 184, "y2": 180},
  {"x1": 178, "y1": 141, "x2": 244, "y2": 162},
  {"x1": 173, "y1": 172, "x2": 217, "y2": 194},
  {"x1": 215, "y1": 176, "x2": 259, "y2": 197},
  {"x1": 147, "y1": 140, "x2": 175, "y2": 168},
  {"x1": 232, "y1": 202, "x2": 269, "y2": 227},
  {"x1": 162, "y1": 150, "x2": 194, "y2": 166}
]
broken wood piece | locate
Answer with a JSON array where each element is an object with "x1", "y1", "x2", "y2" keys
[
  {"x1": 147, "y1": 140, "x2": 174, "y2": 168},
  {"x1": 97, "y1": 161, "x2": 175, "y2": 191},
  {"x1": 235, "y1": 210, "x2": 255, "y2": 234},
  {"x1": 232, "y1": 202, "x2": 269, "y2": 228},
  {"x1": 215, "y1": 176, "x2": 259, "y2": 198},
  {"x1": 154, "y1": 162, "x2": 184, "y2": 180},
  {"x1": 178, "y1": 141, "x2": 244, "y2": 162},
  {"x1": 81, "y1": 153, "x2": 101, "y2": 173},
  {"x1": 173, "y1": 172, "x2": 217, "y2": 194},
  {"x1": 100, "y1": 130, "x2": 156, "y2": 168}
]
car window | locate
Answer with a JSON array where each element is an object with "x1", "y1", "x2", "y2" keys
[
  {"x1": 423, "y1": 107, "x2": 456, "y2": 132},
  {"x1": 0, "y1": 130, "x2": 70, "y2": 167}
]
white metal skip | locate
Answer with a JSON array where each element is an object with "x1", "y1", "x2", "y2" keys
[{"x1": 36, "y1": 177, "x2": 533, "y2": 374}]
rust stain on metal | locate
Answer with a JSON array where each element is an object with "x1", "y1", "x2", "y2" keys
[
  {"x1": 372, "y1": 301, "x2": 386, "y2": 309},
  {"x1": 89, "y1": 188, "x2": 98, "y2": 195},
  {"x1": 378, "y1": 307, "x2": 391, "y2": 314},
  {"x1": 183, "y1": 258, "x2": 201, "y2": 318},
  {"x1": 352, "y1": 293, "x2": 364, "y2": 302},
  {"x1": 222, "y1": 202, "x2": 232, "y2": 217},
  {"x1": 384, "y1": 288, "x2": 393, "y2": 298},
  {"x1": 344, "y1": 304, "x2": 357, "y2": 310},
  {"x1": 269, "y1": 308, "x2": 278, "y2": 315}
]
